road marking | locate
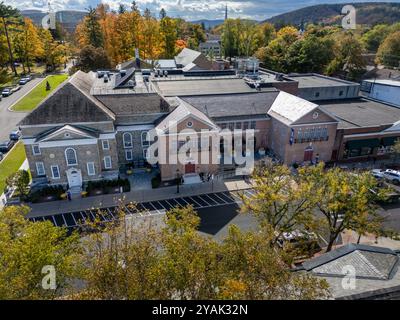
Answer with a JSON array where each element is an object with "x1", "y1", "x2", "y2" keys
[
  {"x1": 148, "y1": 202, "x2": 161, "y2": 214},
  {"x1": 61, "y1": 214, "x2": 67, "y2": 226},
  {"x1": 213, "y1": 193, "x2": 229, "y2": 204},
  {"x1": 106, "y1": 208, "x2": 115, "y2": 220},
  {"x1": 188, "y1": 196, "x2": 202, "y2": 207},
  {"x1": 51, "y1": 215, "x2": 57, "y2": 226},
  {"x1": 70, "y1": 213, "x2": 77, "y2": 226}
]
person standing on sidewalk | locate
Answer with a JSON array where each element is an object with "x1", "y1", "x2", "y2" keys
[{"x1": 67, "y1": 191, "x2": 72, "y2": 201}]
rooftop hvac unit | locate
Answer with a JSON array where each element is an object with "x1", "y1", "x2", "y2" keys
[{"x1": 120, "y1": 69, "x2": 127, "y2": 77}]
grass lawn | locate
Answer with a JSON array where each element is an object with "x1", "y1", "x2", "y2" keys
[
  {"x1": 11, "y1": 74, "x2": 69, "y2": 112},
  {"x1": 0, "y1": 142, "x2": 27, "y2": 194}
]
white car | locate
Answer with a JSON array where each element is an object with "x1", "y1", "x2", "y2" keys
[
  {"x1": 383, "y1": 169, "x2": 400, "y2": 185},
  {"x1": 371, "y1": 169, "x2": 385, "y2": 179}
]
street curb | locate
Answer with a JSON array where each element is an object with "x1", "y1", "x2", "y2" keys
[{"x1": 7, "y1": 77, "x2": 47, "y2": 113}]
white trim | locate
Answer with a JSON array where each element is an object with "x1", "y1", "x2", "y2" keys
[
  {"x1": 99, "y1": 133, "x2": 116, "y2": 139},
  {"x1": 36, "y1": 162, "x2": 45, "y2": 176},
  {"x1": 141, "y1": 131, "x2": 150, "y2": 147},
  {"x1": 32, "y1": 144, "x2": 41, "y2": 155},
  {"x1": 87, "y1": 162, "x2": 96, "y2": 176},
  {"x1": 343, "y1": 132, "x2": 400, "y2": 139},
  {"x1": 117, "y1": 124, "x2": 155, "y2": 132},
  {"x1": 125, "y1": 149, "x2": 133, "y2": 161},
  {"x1": 123, "y1": 132, "x2": 133, "y2": 149},
  {"x1": 104, "y1": 156, "x2": 112, "y2": 169},
  {"x1": 290, "y1": 121, "x2": 338, "y2": 127},
  {"x1": 20, "y1": 121, "x2": 113, "y2": 129},
  {"x1": 65, "y1": 148, "x2": 78, "y2": 166},
  {"x1": 102, "y1": 139, "x2": 110, "y2": 150},
  {"x1": 39, "y1": 139, "x2": 98, "y2": 148},
  {"x1": 22, "y1": 138, "x2": 36, "y2": 145},
  {"x1": 51, "y1": 165, "x2": 60, "y2": 179}
]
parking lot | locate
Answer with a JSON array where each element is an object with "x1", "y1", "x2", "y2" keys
[{"x1": 29, "y1": 189, "x2": 256, "y2": 235}]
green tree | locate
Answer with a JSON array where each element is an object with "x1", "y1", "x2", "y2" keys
[
  {"x1": 361, "y1": 24, "x2": 391, "y2": 52},
  {"x1": 327, "y1": 32, "x2": 366, "y2": 80},
  {"x1": 309, "y1": 164, "x2": 386, "y2": 252},
  {"x1": 77, "y1": 45, "x2": 111, "y2": 72},
  {"x1": 160, "y1": 17, "x2": 177, "y2": 58},
  {"x1": 6, "y1": 170, "x2": 30, "y2": 199},
  {"x1": 0, "y1": 1, "x2": 19, "y2": 76},
  {"x1": 241, "y1": 164, "x2": 318, "y2": 246},
  {"x1": 85, "y1": 7, "x2": 104, "y2": 48},
  {"x1": 377, "y1": 31, "x2": 400, "y2": 68},
  {"x1": 286, "y1": 34, "x2": 335, "y2": 73},
  {"x1": 0, "y1": 205, "x2": 79, "y2": 299}
]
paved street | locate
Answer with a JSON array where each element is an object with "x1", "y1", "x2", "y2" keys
[{"x1": 0, "y1": 77, "x2": 43, "y2": 141}]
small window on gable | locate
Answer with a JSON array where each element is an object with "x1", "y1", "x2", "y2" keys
[
  {"x1": 315, "y1": 92, "x2": 320, "y2": 97},
  {"x1": 32, "y1": 145, "x2": 41, "y2": 155},
  {"x1": 102, "y1": 140, "x2": 110, "y2": 150}
]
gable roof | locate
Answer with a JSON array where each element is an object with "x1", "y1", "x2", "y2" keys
[
  {"x1": 267, "y1": 91, "x2": 319, "y2": 125},
  {"x1": 302, "y1": 244, "x2": 399, "y2": 280},
  {"x1": 175, "y1": 48, "x2": 202, "y2": 67},
  {"x1": 181, "y1": 91, "x2": 279, "y2": 120},
  {"x1": 36, "y1": 124, "x2": 100, "y2": 142},
  {"x1": 19, "y1": 71, "x2": 115, "y2": 126},
  {"x1": 155, "y1": 98, "x2": 217, "y2": 133}
]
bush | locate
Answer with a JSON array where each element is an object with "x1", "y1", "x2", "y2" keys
[
  {"x1": 28, "y1": 185, "x2": 66, "y2": 203},
  {"x1": 85, "y1": 179, "x2": 130, "y2": 195}
]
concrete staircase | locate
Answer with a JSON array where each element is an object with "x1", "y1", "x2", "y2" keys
[{"x1": 68, "y1": 186, "x2": 82, "y2": 199}]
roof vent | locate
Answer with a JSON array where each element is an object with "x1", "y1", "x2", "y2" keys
[{"x1": 120, "y1": 69, "x2": 127, "y2": 77}]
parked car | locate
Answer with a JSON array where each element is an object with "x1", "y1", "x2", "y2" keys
[
  {"x1": 0, "y1": 140, "x2": 14, "y2": 153},
  {"x1": 383, "y1": 169, "x2": 400, "y2": 185},
  {"x1": 371, "y1": 169, "x2": 385, "y2": 180},
  {"x1": 1, "y1": 88, "x2": 12, "y2": 97},
  {"x1": 19, "y1": 78, "x2": 28, "y2": 85},
  {"x1": 23, "y1": 75, "x2": 32, "y2": 82},
  {"x1": 9, "y1": 130, "x2": 21, "y2": 141},
  {"x1": 11, "y1": 85, "x2": 21, "y2": 93},
  {"x1": 0, "y1": 152, "x2": 3, "y2": 161}
]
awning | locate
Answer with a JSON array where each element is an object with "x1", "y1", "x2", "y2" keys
[
  {"x1": 382, "y1": 136, "x2": 400, "y2": 147},
  {"x1": 346, "y1": 139, "x2": 380, "y2": 150}
]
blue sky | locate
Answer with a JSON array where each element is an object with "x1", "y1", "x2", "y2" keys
[{"x1": 12, "y1": 0, "x2": 400, "y2": 21}]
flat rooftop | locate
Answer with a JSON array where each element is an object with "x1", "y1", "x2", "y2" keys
[
  {"x1": 152, "y1": 77, "x2": 256, "y2": 97},
  {"x1": 364, "y1": 79, "x2": 400, "y2": 87},
  {"x1": 91, "y1": 72, "x2": 154, "y2": 95},
  {"x1": 288, "y1": 73, "x2": 359, "y2": 88},
  {"x1": 319, "y1": 98, "x2": 400, "y2": 129}
]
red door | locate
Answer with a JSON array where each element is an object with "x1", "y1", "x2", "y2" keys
[
  {"x1": 185, "y1": 163, "x2": 196, "y2": 174},
  {"x1": 304, "y1": 148, "x2": 314, "y2": 162}
]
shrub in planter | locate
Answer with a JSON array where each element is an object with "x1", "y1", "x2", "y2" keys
[{"x1": 151, "y1": 174, "x2": 161, "y2": 189}]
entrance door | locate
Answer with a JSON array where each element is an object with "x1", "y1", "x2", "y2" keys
[
  {"x1": 66, "y1": 169, "x2": 82, "y2": 188},
  {"x1": 304, "y1": 147, "x2": 314, "y2": 162},
  {"x1": 185, "y1": 163, "x2": 196, "y2": 174}
]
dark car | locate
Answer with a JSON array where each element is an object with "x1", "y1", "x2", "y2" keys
[
  {"x1": 0, "y1": 152, "x2": 3, "y2": 161},
  {"x1": 0, "y1": 140, "x2": 14, "y2": 153},
  {"x1": 19, "y1": 78, "x2": 28, "y2": 85},
  {"x1": 9, "y1": 130, "x2": 21, "y2": 141},
  {"x1": 1, "y1": 88, "x2": 12, "y2": 97}
]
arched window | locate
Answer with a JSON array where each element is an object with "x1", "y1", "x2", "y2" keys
[
  {"x1": 123, "y1": 132, "x2": 133, "y2": 148},
  {"x1": 141, "y1": 131, "x2": 150, "y2": 147},
  {"x1": 65, "y1": 148, "x2": 77, "y2": 166}
]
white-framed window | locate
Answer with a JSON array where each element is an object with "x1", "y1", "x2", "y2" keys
[
  {"x1": 32, "y1": 145, "x2": 41, "y2": 155},
  {"x1": 102, "y1": 140, "x2": 110, "y2": 150},
  {"x1": 87, "y1": 162, "x2": 96, "y2": 176},
  {"x1": 36, "y1": 162, "x2": 45, "y2": 176},
  {"x1": 141, "y1": 131, "x2": 150, "y2": 147},
  {"x1": 125, "y1": 150, "x2": 133, "y2": 161},
  {"x1": 65, "y1": 148, "x2": 78, "y2": 166},
  {"x1": 104, "y1": 156, "x2": 112, "y2": 169},
  {"x1": 51, "y1": 165, "x2": 60, "y2": 179},
  {"x1": 123, "y1": 132, "x2": 133, "y2": 148}
]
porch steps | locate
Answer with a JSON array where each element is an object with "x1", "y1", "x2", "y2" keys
[{"x1": 183, "y1": 174, "x2": 202, "y2": 185}]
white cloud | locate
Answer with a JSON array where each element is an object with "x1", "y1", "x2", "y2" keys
[{"x1": 9, "y1": 0, "x2": 400, "y2": 21}]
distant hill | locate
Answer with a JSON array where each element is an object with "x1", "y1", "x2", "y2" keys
[
  {"x1": 21, "y1": 10, "x2": 86, "y2": 33},
  {"x1": 190, "y1": 19, "x2": 225, "y2": 29},
  {"x1": 263, "y1": 2, "x2": 400, "y2": 27}
]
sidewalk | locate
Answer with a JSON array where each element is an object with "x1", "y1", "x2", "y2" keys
[{"x1": 27, "y1": 179, "x2": 252, "y2": 218}]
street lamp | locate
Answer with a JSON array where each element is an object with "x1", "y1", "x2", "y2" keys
[{"x1": 176, "y1": 169, "x2": 181, "y2": 194}]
